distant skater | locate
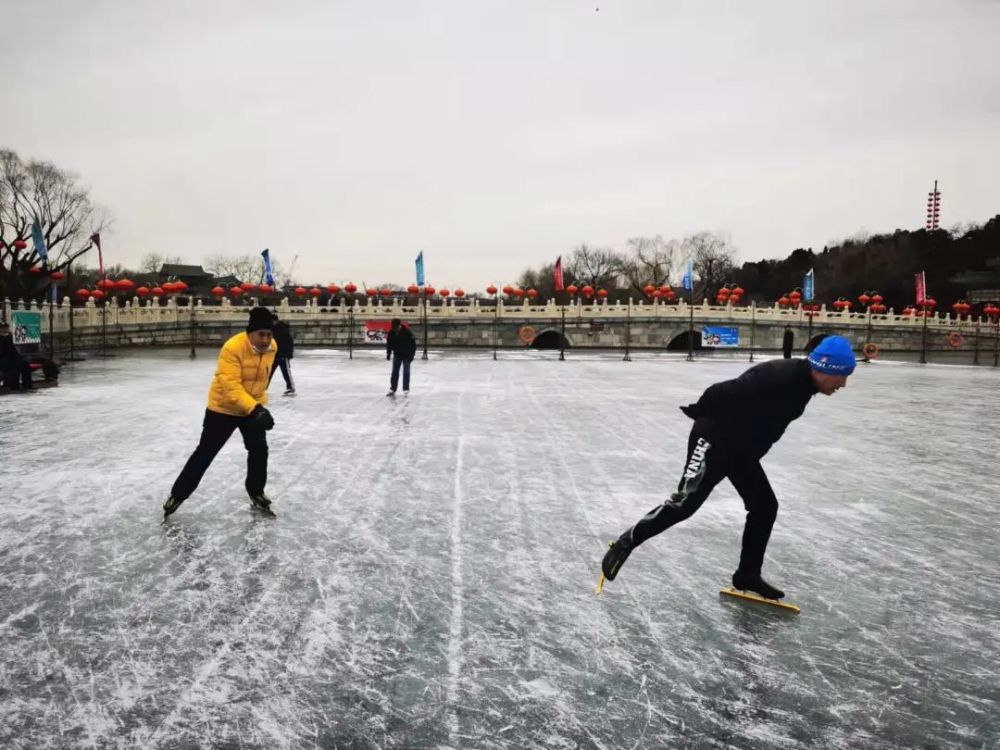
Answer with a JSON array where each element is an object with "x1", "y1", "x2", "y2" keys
[
  {"x1": 385, "y1": 318, "x2": 417, "y2": 396},
  {"x1": 163, "y1": 307, "x2": 278, "y2": 518},
  {"x1": 270, "y1": 314, "x2": 296, "y2": 396},
  {"x1": 782, "y1": 325, "x2": 794, "y2": 359},
  {"x1": 600, "y1": 336, "x2": 857, "y2": 599}
]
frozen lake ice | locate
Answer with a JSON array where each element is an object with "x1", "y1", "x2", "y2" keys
[{"x1": 1, "y1": 348, "x2": 997, "y2": 749}]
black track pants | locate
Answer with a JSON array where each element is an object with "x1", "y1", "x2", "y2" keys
[
  {"x1": 626, "y1": 421, "x2": 779, "y2": 575},
  {"x1": 170, "y1": 409, "x2": 269, "y2": 502},
  {"x1": 268, "y1": 357, "x2": 294, "y2": 390},
  {"x1": 390, "y1": 357, "x2": 411, "y2": 392}
]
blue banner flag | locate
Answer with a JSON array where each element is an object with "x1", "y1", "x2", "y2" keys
[
  {"x1": 415, "y1": 251, "x2": 425, "y2": 286},
  {"x1": 681, "y1": 258, "x2": 693, "y2": 292},
  {"x1": 261, "y1": 248, "x2": 275, "y2": 286},
  {"x1": 803, "y1": 268, "x2": 814, "y2": 302},
  {"x1": 31, "y1": 217, "x2": 48, "y2": 265}
]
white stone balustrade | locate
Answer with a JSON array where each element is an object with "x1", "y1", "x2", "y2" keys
[{"x1": 1, "y1": 295, "x2": 992, "y2": 334}]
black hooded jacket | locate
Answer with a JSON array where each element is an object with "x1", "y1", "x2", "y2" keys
[
  {"x1": 681, "y1": 359, "x2": 818, "y2": 458},
  {"x1": 273, "y1": 321, "x2": 294, "y2": 358},
  {"x1": 0, "y1": 333, "x2": 24, "y2": 368},
  {"x1": 386, "y1": 326, "x2": 417, "y2": 361}
]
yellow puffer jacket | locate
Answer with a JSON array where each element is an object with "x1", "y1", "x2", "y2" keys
[{"x1": 206, "y1": 332, "x2": 277, "y2": 416}]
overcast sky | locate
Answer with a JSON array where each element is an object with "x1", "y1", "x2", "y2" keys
[{"x1": 3, "y1": 0, "x2": 998, "y2": 290}]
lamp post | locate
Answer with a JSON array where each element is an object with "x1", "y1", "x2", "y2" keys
[
  {"x1": 421, "y1": 285, "x2": 435, "y2": 360},
  {"x1": 486, "y1": 285, "x2": 498, "y2": 360},
  {"x1": 623, "y1": 293, "x2": 632, "y2": 362}
]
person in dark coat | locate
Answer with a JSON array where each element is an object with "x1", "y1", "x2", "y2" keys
[
  {"x1": 782, "y1": 325, "x2": 794, "y2": 358},
  {"x1": 600, "y1": 335, "x2": 857, "y2": 600},
  {"x1": 0, "y1": 320, "x2": 33, "y2": 391},
  {"x1": 385, "y1": 318, "x2": 417, "y2": 396},
  {"x1": 269, "y1": 315, "x2": 296, "y2": 396}
]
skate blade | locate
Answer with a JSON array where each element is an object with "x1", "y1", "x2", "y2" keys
[
  {"x1": 596, "y1": 572, "x2": 606, "y2": 595},
  {"x1": 719, "y1": 587, "x2": 800, "y2": 614}
]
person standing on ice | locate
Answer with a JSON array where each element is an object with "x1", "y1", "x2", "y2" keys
[
  {"x1": 163, "y1": 307, "x2": 278, "y2": 518},
  {"x1": 599, "y1": 335, "x2": 857, "y2": 599},
  {"x1": 268, "y1": 314, "x2": 296, "y2": 396},
  {"x1": 385, "y1": 318, "x2": 417, "y2": 396}
]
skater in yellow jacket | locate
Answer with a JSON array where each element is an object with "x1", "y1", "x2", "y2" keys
[{"x1": 163, "y1": 307, "x2": 278, "y2": 518}]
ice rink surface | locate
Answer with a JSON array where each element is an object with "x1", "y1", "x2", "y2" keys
[{"x1": 1, "y1": 348, "x2": 997, "y2": 749}]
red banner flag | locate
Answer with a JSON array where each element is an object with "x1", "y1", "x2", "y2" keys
[
  {"x1": 554, "y1": 255, "x2": 564, "y2": 292},
  {"x1": 914, "y1": 270, "x2": 926, "y2": 304},
  {"x1": 90, "y1": 233, "x2": 104, "y2": 278}
]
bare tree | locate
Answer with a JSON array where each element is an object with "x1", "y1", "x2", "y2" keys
[
  {"x1": 684, "y1": 231, "x2": 737, "y2": 297},
  {"x1": 566, "y1": 243, "x2": 623, "y2": 289},
  {"x1": 203, "y1": 254, "x2": 264, "y2": 282},
  {"x1": 0, "y1": 149, "x2": 109, "y2": 299},
  {"x1": 139, "y1": 252, "x2": 186, "y2": 274},
  {"x1": 619, "y1": 235, "x2": 681, "y2": 292}
]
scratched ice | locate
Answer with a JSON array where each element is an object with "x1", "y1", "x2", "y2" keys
[{"x1": 1, "y1": 349, "x2": 997, "y2": 749}]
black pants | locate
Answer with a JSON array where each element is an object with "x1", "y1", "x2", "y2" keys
[
  {"x1": 170, "y1": 409, "x2": 268, "y2": 502},
  {"x1": 390, "y1": 357, "x2": 411, "y2": 392},
  {"x1": 1, "y1": 362, "x2": 33, "y2": 390},
  {"x1": 626, "y1": 420, "x2": 779, "y2": 576},
  {"x1": 267, "y1": 357, "x2": 294, "y2": 390}
]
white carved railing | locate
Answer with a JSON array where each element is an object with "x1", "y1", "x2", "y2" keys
[{"x1": 2, "y1": 295, "x2": 993, "y2": 334}]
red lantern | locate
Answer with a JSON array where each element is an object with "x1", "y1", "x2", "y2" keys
[
  {"x1": 665, "y1": 289, "x2": 676, "y2": 300},
  {"x1": 91, "y1": 289, "x2": 105, "y2": 301},
  {"x1": 328, "y1": 283, "x2": 341, "y2": 295},
  {"x1": 924, "y1": 297, "x2": 937, "y2": 309},
  {"x1": 652, "y1": 290, "x2": 663, "y2": 299},
  {"x1": 718, "y1": 287, "x2": 731, "y2": 298},
  {"x1": 858, "y1": 293, "x2": 871, "y2": 306},
  {"x1": 732, "y1": 286, "x2": 744, "y2": 296},
  {"x1": 486, "y1": 284, "x2": 497, "y2": 295},
  {"x1": 365, "y1": 288, "x2": 377, "y2": 297},
  {"x1": 379, "y1": 288, "x2": 392, "y2": 297},
  {"x1": 778, "y1": 296, "x2": 790, "y2": 306},
  {"x1": 230, "y1": 286, "x2": 245, "y2": 297},
  {"x1": 526, "y1": 288, "x2": 538, "y2": 299},
  {"x1": 408, "y1": 284, "x2": 420, "y2": 295},
  {"x1": 50, "y1": 270, "x2": 65, "y2": 281},
  {"x1": 96, "y1": 278, "x2": 115, "y2": 291},
  {"x1": 566, "y1": 284, "x2": 578, "y2": 296},
  {"x1": 162, "y1": 282, "x2": 177, "y2": 293},
  {"x1": 440, "y1": 289, "x2": 451, "y2": 298},
  {"x1": 310, "y1": 287, "x2": 322, "y2": 297},
  {"x1": 211, "y1": 286, "x2": 225, "y2": 297},
  {"x1": 424, "y1": 286, "x2": 436, "y2": 296},
  {"x1": 74, "y1": 288, "x2": 91, "y2": 300},
  {"x1": 659, "y1": 285, "x2": 672, "y2": 296},
  {"x1": 789, "y1": 290, "x2": 801, "y2": 303},
  {"x1": 13, "y1": 239, "x2": 27, "y2": 250},
  {"x1": 116, "y1": 278, "x2": 136, "y2": 293},
  {"x1": 871, "y1": 294, "x2": 883, "y2": 305},
  {"x1": 136, "y1": 286, "x2": 150, "y2": 297},
  {"x1": 643, "y1": 284, "x2": 655, "y2": 296},
  {"x1": 344, "y1": 283, "x2": 357, "y2": 294},
  {"x1": 296, "y1": 287, "x2": 309, "y2": 297},
  {"x1": 151, "y1": 286, "x2": 165, "y2": 297},
  {"x1": 502, "y1": 285, "x2": 514, "y2": 295},
  {"x1": 582, "y1": 285, "x2": 594, "y2": 297},
  {"x1": 596, "y1": 288, "x2": 608, "y2": 299},
  {"x1": 513, "y1": 288, "x2": 525, "y2": 298},
  {"x1": 258, "y1": 283, "x2": 273, "y2": 294},
  {"x1": 454, "y1": 288, "x2": 465, "y2": 298}
]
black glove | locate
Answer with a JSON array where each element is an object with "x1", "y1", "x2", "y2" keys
[{"x1": 250, "y1": 404, "x2": 274, "y2": 431}]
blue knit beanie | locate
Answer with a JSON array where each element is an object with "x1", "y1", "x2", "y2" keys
[{"x1": 807, "y1": 335, "x2": 856, "y2": 375}]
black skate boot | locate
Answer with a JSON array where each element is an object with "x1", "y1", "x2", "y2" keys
[
  {"x1": 732, "y1": 570, "x2": 784, "y2": 600},
  {"x1": 597, "y1": 533, "x2": 635, "y2": 593},
  {"x1": 249, "y1": 492, "x2": 275, "y2": 516},
  {"x1": 162, "y1": 494, "x2": 183, "y2": 519}
]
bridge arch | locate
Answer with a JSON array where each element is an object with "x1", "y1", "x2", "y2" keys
[
  {"x1": 666, "y1": 329, "x2": 705, "y2": 352},
  {"x1": 531, "y1": 328, "x2": 569, "y2": 350}
]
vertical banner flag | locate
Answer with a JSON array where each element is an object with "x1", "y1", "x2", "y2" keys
[
  {"x1": 915, "y1": 271, "x2": 926, "y2": 304},
  {"x1": 31, "y1": 217, "x2": 49, "y2": 265},
  {"x1": 261, "y1": 248, "x2": 275, "y2": 286},
  {"x1": 415, "y1": 251, "x2": 425, "y2": 286},
  {"x1": 681, "y1": 257, "x2": 693, "y2": 292},
  {"x1": 803, "y1": 268, "x2": 814, "y2": 302},
  {"x1": 554, "y1": 255, "x2": 564, "y2": 291},
  {"x1": 90, "y1": 233, "x2": 104, "y2": 278}
]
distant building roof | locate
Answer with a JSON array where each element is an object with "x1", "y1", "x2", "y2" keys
[
  {"x1": 213, "y1": 275, "x2": 240, "y2": 286},
  {"x1": 159, "y1": 264, "x2": 212, "y2": 278}
]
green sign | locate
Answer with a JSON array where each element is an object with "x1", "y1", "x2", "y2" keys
[{"x1": 11, "y1": 310, "x2": 41, "y2": 345}]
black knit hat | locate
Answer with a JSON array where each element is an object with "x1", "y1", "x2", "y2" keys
[{"x1": 247, "y1": 307, "x2": 274, "y2": 333}]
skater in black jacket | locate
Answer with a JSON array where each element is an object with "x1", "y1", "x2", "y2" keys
[
  {"x1": 385, "y1": 319, "x2": 417, "y2": 396},
  {"x1": 0, "y1": 320, "x2": 33, "y2": 391},
  {"x1": 600, "y1": 335, "x2": 857, "y2": 599},
  {"x1": 269, "y1": 316, "x2": 295, "y2": 396}
]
